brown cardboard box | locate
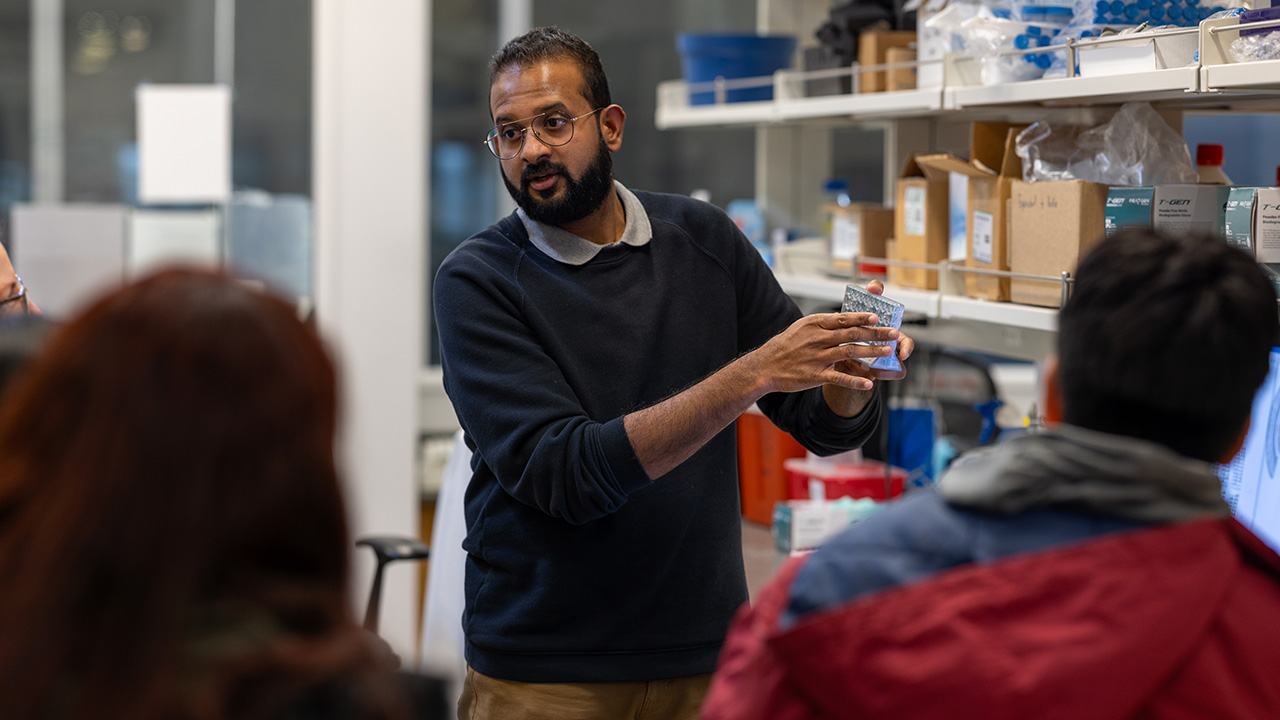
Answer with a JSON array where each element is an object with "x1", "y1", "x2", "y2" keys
[
  {"x1": 886, "y1": 238, "x2": 901, "y2": 285},
  {"x1": 830, "y1": 203, "x2": 894, "y2": 274},
  {"x1": 918, "y1": 123, "x2": 1027, "y2": 302},
  {"x1": 893, "y1": 155, "x2": 950, "y2": 289},
  {"x1": 1008, "y1": 179, "x2": 1109, "y2": 308},
  {"x1": 885, "y1": 47, "x2": 917, "y2": 91},
  {"x1": 858, "y1": 31, "x2": 917, "y2": 93}
]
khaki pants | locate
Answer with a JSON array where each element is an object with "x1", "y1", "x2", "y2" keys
[{"x1": 458, "y1": 666, "x2": 712, "y2": 720}]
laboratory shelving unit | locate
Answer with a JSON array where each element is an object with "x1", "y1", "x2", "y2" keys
[{"x1": 655, "y1": 9, "x2": 1280, "y2": 362}]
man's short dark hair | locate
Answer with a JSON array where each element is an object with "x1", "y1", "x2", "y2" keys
[
  {"x1": 1058, "y1": 228, "x2": 1279, "y2": 462},
  {"x1": 489, "y1": 26, "x2": 612, "y2": 112}
]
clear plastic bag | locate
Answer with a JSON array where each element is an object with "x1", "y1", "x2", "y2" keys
[
  {"x1": 1014, "y1": 102, "x2": 1198, "y2": 185},
  {"x1": 1231, "y1": 31, "x2": 1280, "y2": 62},
  {"x1": 958, "y1": 9, "x2": 1054, "y2": 84}
]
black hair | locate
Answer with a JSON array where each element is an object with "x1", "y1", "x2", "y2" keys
[
  {"x1": 489, "y1": 26, "x2": 612, "y2": 112},
  {"x1": 1058, "y1": 227, "x2": 1279, "y2": 462}
]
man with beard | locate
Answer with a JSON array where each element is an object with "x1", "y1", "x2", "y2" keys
[{"x1": 433, "y1": 26, "x2": 912, "y2": 719}]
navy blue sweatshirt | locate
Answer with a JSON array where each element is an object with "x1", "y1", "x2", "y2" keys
[{"x1": 433, "y1": 189, "x2": 880, "y2": 682}]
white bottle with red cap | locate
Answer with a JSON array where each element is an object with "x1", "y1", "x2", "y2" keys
[{"x1": 1195, "y1": 143, "x2": 1233, "y2": 185}]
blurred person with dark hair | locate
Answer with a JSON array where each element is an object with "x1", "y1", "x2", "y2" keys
[
  {"x1": 0, "y1": 269, "x2": 444, "y2": 720},
  {"x1": 705, "y1": 228, "x2": 1280, "y2": 719}
]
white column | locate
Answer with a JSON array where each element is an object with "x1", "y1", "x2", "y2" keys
[
  {"x1": 31, "y1": 0, "x2": 64, "y2": 204},
  {"x1": 313, "y1": 0, "x2": 428, "y2": 657}
]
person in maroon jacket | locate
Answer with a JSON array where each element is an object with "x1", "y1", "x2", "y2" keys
[{"x1": 704, "y1": 227, "x2": 1280, "y2": 720}]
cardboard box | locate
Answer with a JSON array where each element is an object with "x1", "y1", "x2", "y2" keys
[
  {"x1": 830, "y1": 204, "x2": 894, "y2": 274},
  {"x1": 1105, "y1": 187, "x2": 1155, "y2": 237},
  {"x1": 1152, "y1": 185, "x2": 1231, "y2": 237},
  {"x1": 886, "y1": 238, "x2": 901, "y2": 285},
  {"x1": 858, "y1": 31, "x2": 917, "y2": 93},
  {"x1": 893, "y1": 155, "x2": 950, "y2": 289},
  {"x1": 1253, "y1": 187, "x2": 1280, "y2": 264},
  {"x1": 885, "y1": 46, "x2": 918, "y2": 91},
  {"x1": 1223, "y1": 187, "x2": 1280, "y2": 296},
  {"x1": 917, "y1": 122, "x2": 1026, "y2": 301},
  {"x1": 1008, "y1": 179, "x2": 1109, "y2": 308},
  {"x1": 1224, "y1": 186, "x2": 1257, "y2": 254}
]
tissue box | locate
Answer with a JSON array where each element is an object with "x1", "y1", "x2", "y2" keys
[{"x1": 771, "y1": 497, "x2": 887, "y2": 554}]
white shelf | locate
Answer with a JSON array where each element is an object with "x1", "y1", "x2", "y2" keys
[
  {"x1": 1202, "y1": 59, "x2": 1280, "y2": 91},
  {"x1": 773, "y1": 272, "x2": 847, "y2": 305},
  {"x1": 886, "y1": 284, "x2": 944, "y2": 317},
  {"x1": 943, "y1": 67, "x2": 1200, "y2": 110},
  {"x1": 939, "y1": 294, "x2": 1058, "y2": 333},
  {"x1": 654, "y1": 23, "x2": 1278, "y2": 129},
  {"x1": 775, "y1": 270, "x2": 1058, "y2": 361},
  {"x1": 774, "y1": 272, "x2": 944, "y2": 317},
  {"x1": 655, "y1": 80, "x2": 776, "y2": 129},
  {"x1": 776, "y1": 87, "x2": 946, "y2": 121},
  {"x1": 775, "y1": 270, "x2": 1058, "y2": 333}
]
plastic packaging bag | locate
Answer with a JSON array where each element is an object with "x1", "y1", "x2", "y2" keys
[
  {"x1": 1231, "y1": 31, "x2": 1280, "y2": 62},
  {"x1": 1014, "y1": 102, "x2": 1198, "y2": 185},
  {"x1": 960, "y1": 14, "x2": 1052, "y2": 84}
]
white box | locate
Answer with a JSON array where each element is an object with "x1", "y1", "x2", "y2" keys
[
  {"x1": 1152, "y1": 185, "x2": 1230, "y2": 237},
  {"x1": 1077, "y1": 30, "x2": 1199, "y2": 78},
  {"x1": 136, "y1": 84, "x2": 232, "y2": 205},
  {"x1": 11, "y1": 204, "x2": 128, "y2": 319},
  {"x1": 1254, "y1": 188, "x2": 1280, "y2": 264},
  {"x1": 128, "y1": 209, "x2": 222, "y2": 276}
]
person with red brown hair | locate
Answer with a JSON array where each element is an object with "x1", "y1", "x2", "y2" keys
[{"x1": 0, "y1": 269, "x2": 443, "y2": 720}]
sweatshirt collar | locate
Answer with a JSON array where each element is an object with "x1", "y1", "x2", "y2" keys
[{"x1": 517, "y1": 181, "x2": 652, "y2": 266}]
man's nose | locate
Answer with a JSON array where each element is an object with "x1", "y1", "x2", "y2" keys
[{"x1": 518, "y1": 127, "x2": 553, "y2": 163}]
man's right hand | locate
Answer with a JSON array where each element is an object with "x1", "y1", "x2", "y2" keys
[{"x1": 741, "y1": 312, "x2": 899, "y2": 394}]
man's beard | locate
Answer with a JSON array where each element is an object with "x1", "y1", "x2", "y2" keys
[{"x1": 502, "y1": 137, "x2": 614, "y2": 226}]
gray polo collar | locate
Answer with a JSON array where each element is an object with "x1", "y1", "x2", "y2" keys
[{"x1": 517, "y1": 181, "x2": 652, "y2": 266}]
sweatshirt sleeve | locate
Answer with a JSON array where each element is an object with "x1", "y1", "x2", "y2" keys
[
  {"x1": 721, "y1": 212, "x2": 882, "y2": 455},
  {"x1": 434, "y1": 241, "x2": 652, "y2": 526}
]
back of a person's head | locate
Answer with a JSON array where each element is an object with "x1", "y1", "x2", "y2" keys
[
  {"x1": 1058, "y1": 228, "x2": 1279, "y2": 461},
  {"x1": 489, "y1": 25, "x2": 612, "y2": 110},
  {"x1": 0, "y1": 269, "x2": 404, "y2": 719}
]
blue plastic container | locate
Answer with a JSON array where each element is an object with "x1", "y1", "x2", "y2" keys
[{"x1": 677, "y1": 33, "x2": 797, "y2": 105}]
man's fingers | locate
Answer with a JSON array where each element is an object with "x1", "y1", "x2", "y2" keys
[
  {"x1": 822, "y1": 368, "x2": 874, "y2": 391},
  {"x1": 837, "y1": 343, "x2": 895, "y2": 361},
  {"x1": 897, "y1": 333, "x2": 915, "y2": 360},
  {"x1": 815, "y1": 311, "x2": 878, "y2": 329},
  {"x1": 832, "y1": 325, "x2": 899, "y2": 345}
]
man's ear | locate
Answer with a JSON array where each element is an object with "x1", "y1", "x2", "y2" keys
[
  {"x1": 1219, "y1": 418, "x2": 1250, "y2": 464},
  {"x1": 599, "y1": 104, "x2": 625, "y2": 152},
  {"x1": 1042, "y1": 355, "x2": 1063, "y2": 425}
]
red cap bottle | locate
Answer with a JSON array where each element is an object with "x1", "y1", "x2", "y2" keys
[{"x1": 1196, "y1": 143, "x2": 1224, "y2": 167}]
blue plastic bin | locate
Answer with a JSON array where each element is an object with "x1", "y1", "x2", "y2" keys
[{"x1": 676, "y1": 33, "x2": 797, "y2": 105}]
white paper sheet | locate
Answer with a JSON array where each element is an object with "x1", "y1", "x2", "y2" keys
[{"x1": 136, "y1": 84, "x2": 231, "y2": 205}]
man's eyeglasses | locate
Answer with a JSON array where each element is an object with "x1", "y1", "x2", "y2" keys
[
  {"x1": 483, "y1": 108, "x2": 603, "y2": 160},
  {"x1": 0, "y1": 276, "x2": 29, "y2": 317}
]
